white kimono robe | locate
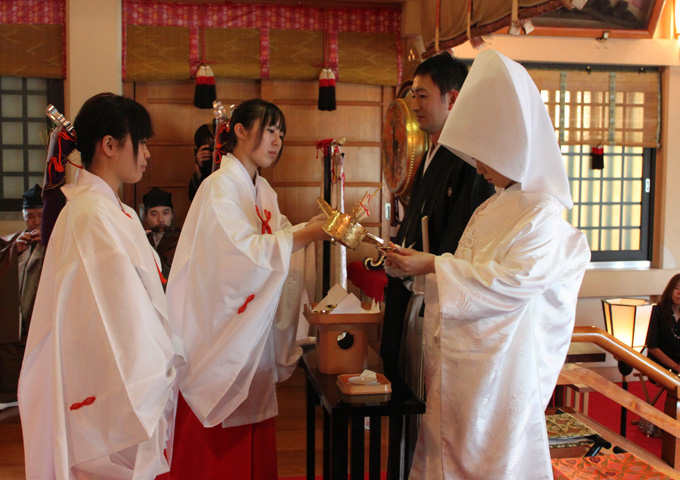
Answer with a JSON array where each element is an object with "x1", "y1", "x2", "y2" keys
[
  {"x1": 167, "y1": 153, "x2": 304, "y2": 428},
  {"x1": 410, "y1": 185, "x2": 590, "y2": 480},
  {"x1": 18, "y1": 170, "x2": 181, "y2": 480}
]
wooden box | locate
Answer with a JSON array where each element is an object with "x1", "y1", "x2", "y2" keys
[{"x1": 303, "y1": 303, "x2": 382, "y2": 374}]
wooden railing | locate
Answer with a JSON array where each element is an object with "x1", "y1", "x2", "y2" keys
[{"x1": 564, "y1": 326, "x2": 680, "y2": 468}]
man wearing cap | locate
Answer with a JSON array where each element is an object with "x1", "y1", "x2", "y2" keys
[
  {"x1": 143, "y1": 187, "x2": 180, "y2": 281},
  {"x1": 0, "y1": 185, "x2": 45, "y2": 410}
]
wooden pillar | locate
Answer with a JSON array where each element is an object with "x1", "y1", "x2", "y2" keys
[
  {"x1": 662, "y1": 386, "x2": 680, "y2": 468},
  {"x1": 64, "y1": 0, "x2": 122, "y2": 182}
]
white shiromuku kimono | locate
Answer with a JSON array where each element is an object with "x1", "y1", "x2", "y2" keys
[
  {"x1": 18, "y1": 169, "x2": 181, "y2": 480},
  {"x1": 408, "y1": 50, "x2": 591, "y2": 479},
  {"x1": 167, "y1": 152, "x2": 305, "y2": 429},
  {"x1": 410, "y1": 186, "x2": 590, "y2": 479}
]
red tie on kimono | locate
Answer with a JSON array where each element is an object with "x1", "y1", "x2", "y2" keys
[
  {"x1": 255, "y1": 205, "x2": 272, "y2": 234},
  {"x1": 69, "y1": 396, "x2": 96, "y2": 411},
  {"x1": 155, "y1": 260, "x2": 167, "y2": 285},
  {"x1": 238, "y1": 294, "x2": 256, "y2": 314}
]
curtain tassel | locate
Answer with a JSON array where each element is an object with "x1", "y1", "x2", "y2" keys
[
  {"x1": 194, "y1": 64, "x2": 216, "y2": 109},
  {"x1": 318, "y1": 68, "x2": 337, "y2": 112}
]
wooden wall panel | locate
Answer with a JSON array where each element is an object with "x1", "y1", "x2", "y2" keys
[
  {"x1": 278, "y1": 105, "x2": 383, "y2": 143},
  {"x1": 272, "y1": 80, "x2": 384, "y2": 102},
  {"x1": 267, "y1": 145, "x2": 382, "y2": 183}
]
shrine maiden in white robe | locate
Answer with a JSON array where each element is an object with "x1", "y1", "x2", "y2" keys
[
  {"x1": 19, "y1": 169, "x2": 181, "y2": 479},
  {"x1": 167, "y1": 152, "x2": 305, "y2": 428},
  {"x1": 409, "y1": 50, "x2": 591, "y2": 479}
]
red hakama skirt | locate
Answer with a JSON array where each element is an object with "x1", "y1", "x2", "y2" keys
[{"x1": 159, "y1": 394, "x2": 278, "y2": 479}]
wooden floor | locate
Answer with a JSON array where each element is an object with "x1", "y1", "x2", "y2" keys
[{"x1": 0, "y1": 366, "x2": 388, "y2": 479}]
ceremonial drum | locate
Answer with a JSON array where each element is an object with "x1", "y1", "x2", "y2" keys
[{"x1": 381, "y1": 97, "x2": 428, "y2": 205}]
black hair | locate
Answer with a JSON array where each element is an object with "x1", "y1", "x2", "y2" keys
[
  {"x1": 194, "y1": 121, "x2": 215, "y2": 148},
  {"x1": 226, "y1": 99, "x2": 286, "y2": 164},
  {"x1": 414, "y1": 51, "x2": 469, "y2": 98},
  {"x1": 658, "y1": 274, "x2": 680, "y2": 315},
  {"x1": 73, "y1": 93, "x2": 154, "y2": 170}
]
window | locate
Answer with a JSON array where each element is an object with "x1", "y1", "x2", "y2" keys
[
  {"x1": 0, "y1": 77, "x2": 62, "y2": 211},
  {"x1": 562, "y1": 145, "x2": 654, "y2": 262},
  {"x1": 529, "y1": 66, "x2": 659, "y2": 263}
]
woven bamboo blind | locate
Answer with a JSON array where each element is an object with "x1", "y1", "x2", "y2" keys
[
  {"x1": 529, "y1": 68, "x2": 660, "y2": 148},
  {"x1": 205, "y1": 27, "x2": 260, "y2": 80},
  {"x1": 0, "y1": 24, "x2": 63, "y2": 79},
  {"x1": 338, "y1": 32, "x2": 398, "y2": 86},
  {"x1": 126, "y1": 25, "x2": 190, "y2": 81},
  {"x1": 269, "y1": 29, "x2": 324, "y2": 80},
  {"x1": 126, "y1": 25, "x2": 398, "y2": 86}
]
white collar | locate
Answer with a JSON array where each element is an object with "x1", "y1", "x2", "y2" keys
[{"x1": 223, "y1": 152, "x2": 259, "y2": 198}]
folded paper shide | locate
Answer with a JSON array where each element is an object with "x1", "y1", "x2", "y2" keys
[
  {"x1": 305, "y1": 285, "x2": 383, "y2": 374},
  {"x1": 312, "y1": 284, "x2": 380, "y2": 314}
]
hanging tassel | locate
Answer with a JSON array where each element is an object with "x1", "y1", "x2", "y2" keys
[
  {"x1": 326, "y1": 68, "x2": 336, "y2": 111},
  {"x1": 318, "y1": 68, "x2": 329, "y2": 111},
  {"x1": 318, "y1": 68, "x2": 336, "y2": 112},
  {"x1": 591, "y1": 145, "x2": 604, "y2": 170},
  {"x1": 194, "y1": 64, "x2": 216, "y2": 109}
]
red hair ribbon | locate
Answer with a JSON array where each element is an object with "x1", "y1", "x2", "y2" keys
[
  {"x1": 47, "y1": 130, "x2": 82, "y2": 185},
  {"x1": 70, "y1": 396, "x2": 96, "y2": 411},
  {"x1": 238, "y1": 294, "x2": 256, "y2": 314},
  {"x1": 255, "y1": 205, "x2": 272, "y2": 234}
]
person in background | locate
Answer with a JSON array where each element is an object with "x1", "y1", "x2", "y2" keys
[
  {"x1": 19, "y1": 93, "x2": 182, "y2": 479},
  {"x1": 645, "y1": 274, "x2": 680, "y2": 373},
  {"x1": 188, "y1": 123, "x2": 215, "y2": 201},
  {"x1": 143, "y1": 186, "x2": 180, "y2": 281},
  {"x1": 165, "y1": 99, "x2": 327, "y2": 479},
  {"x1": 0, "y1": 185, "x2": 45, "y2": 411},
  {"x1": 386, "y1": 49, "x2": 591, "y2": 479}
]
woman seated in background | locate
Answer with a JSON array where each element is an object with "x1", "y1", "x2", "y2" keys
[{"x1": 646, "y1": 273, "x2": 680, "y2": 373}]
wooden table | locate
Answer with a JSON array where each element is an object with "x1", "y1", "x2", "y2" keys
[{"x1": 299, "y1": 349, "x2": 425, "y2": 480}]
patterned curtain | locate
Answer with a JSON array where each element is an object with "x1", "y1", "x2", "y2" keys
[{"x1": 0, "y1": 0, "x2": 65, "y2": 79}]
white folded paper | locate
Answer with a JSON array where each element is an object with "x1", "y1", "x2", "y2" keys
[
  {"x1": 349, "y1": 369, "x2": 379, "y2": 385},
  {"x1": 312, "y1": 284, "x2": 380, "y2": 314}
]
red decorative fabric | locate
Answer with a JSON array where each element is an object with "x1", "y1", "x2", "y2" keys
[
  {"x1": 159, "y1": 394, "x2": 278, "y2": 480},
  {"x1": 260, "y1": 27, "x2": 270, "y2": 79},
  {"x1": 0, "y1": 0, "x2": 66, "y2": 78},
  {"x1": 348, "y1": 260, "x2": 387, "y2": 302},
  {"x1": 551, "y1": 453, "x2": 668, "y2": 479},
  {"x1": 255, "y1": 206, "x2": 272, "y2": 234},
  {"x1": 0, "y1": 0, "x2": 64, "y2": 24}
]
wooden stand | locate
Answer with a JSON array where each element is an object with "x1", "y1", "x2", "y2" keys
[{"x1": 304, "y1": 303, "x2": 382, "y2": 374}]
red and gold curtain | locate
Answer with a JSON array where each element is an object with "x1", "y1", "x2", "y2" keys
[
  {"x1": 123, "y1": 2, "x2": 402, "y2": 86},
  {"x1": 0, "y1": 0, "x2": 65, "y2": 78}
]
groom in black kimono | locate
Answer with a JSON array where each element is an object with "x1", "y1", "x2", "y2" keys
[{"x1": 380, "y1": 52, "x2": 494, "y2": 476}]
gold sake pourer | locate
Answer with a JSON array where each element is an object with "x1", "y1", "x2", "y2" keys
[{"x1": 317, "y1": 197, "x2": 384, "y2": 250}]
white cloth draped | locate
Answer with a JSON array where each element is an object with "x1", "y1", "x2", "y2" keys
[
  {"x1": 167, "y1": 153, "x2": 306, "y2": 429},
  {"x1": 410, "y1": 187, "x2": 590, "y2": 479},
  {"x1": 440, "y1": 49, "x2": 573, "y2": 209},
  {"x1": 19, "y1": 169, "x2": 181, "y2": 480}
]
